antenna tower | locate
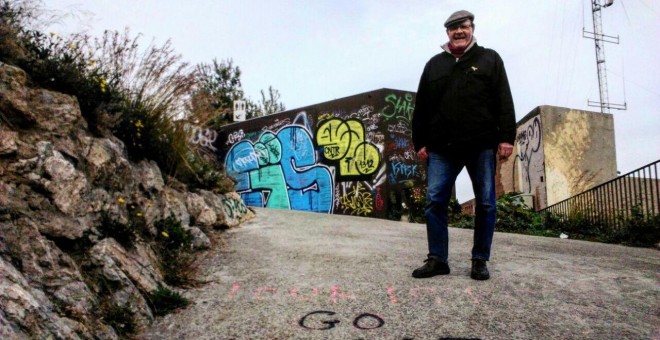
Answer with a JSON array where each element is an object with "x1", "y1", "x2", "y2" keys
[{"x1": 583, "y1": 0, "x2": 627, "y2": 113}]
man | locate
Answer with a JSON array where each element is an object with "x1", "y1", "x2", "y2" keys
[{"x1": 411, "y1": 10, "x2": 516, "y2": 280}]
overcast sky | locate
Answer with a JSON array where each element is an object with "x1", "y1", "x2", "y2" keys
[{"x1": 43, "y1": 0, "x2": 660, "y2": 202}]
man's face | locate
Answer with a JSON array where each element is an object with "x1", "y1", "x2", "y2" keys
[{"x1": 446, "y1": 19, "x2": 473, "y2": 49}]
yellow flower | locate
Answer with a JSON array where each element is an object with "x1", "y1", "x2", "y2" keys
[
  {"x1": 161, "y1": 231, "x2": 169, "y2": 238},
  {"x1": 136, "y1": 212, "x2": 143, "y2": 217},
  {"x1": 135, "y1": 120, "x2": 144, "y2": 128},
  {"x1": 118, "y1": 197, "x2": 126, "y2": 204}
]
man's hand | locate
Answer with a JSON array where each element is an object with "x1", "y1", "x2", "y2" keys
[
  {"x1": 498, "y1": 143, "x2": 514, "y2": 160},
  {"x1": 417, "y1": 146, "x2": 428, "y2": 162}
]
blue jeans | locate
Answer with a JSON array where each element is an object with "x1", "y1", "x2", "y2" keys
[{"x1": 425, "y1": 148, "x2": 496, "y2": 262}]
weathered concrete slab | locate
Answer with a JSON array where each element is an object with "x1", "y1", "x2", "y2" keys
[{"x1": 140, "y1": 208, "x2": 659, "y2": 339}]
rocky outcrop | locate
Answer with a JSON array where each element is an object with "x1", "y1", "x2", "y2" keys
[{"x1": 0, "y1": 62, "x2": 253, "y2": 339}]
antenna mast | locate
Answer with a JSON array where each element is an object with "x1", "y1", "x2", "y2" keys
[{"x1": 583, "y1": 0, "x2": 627, "y2": 113}]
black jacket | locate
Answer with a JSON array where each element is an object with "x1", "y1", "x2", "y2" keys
[{"x1": 411, "y1": 43, "x2": 516, "y2": 153}]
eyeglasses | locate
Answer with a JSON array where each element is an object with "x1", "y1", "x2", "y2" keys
[{"x1": 447, "y1": 24, "x2": 472, "y2": 32}]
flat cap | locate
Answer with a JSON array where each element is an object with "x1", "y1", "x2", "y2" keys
[{"x1": 444, "y1": 10, "x2": 474, "y2": 28}]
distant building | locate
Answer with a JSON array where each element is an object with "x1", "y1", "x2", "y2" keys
[{"x1": 495, "y1": 105, "x2": 617, "y2": 210}]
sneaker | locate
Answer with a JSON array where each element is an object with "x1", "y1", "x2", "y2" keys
[
  {"x1": 412, "y1": 257, "x2": 450, "y2": 278},
  {"x1": 470, "y1": 259, "x2": 490, "y2": 280}
]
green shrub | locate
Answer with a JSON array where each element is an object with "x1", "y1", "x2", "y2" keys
[
  {"x1": 99, "y1": 199, "x2": 150, "y2": 249},
  {"x1": 155, "y1": 214, "x2": 192, "y2": 250},
  {"x1": 147, "y1": 286, "x2": 190, "y2": 317},
  {"x1": 100, "y1": 301, "x2": 137, "y2": 337},
  {"x1": 607, "y1": 206, "x2": 660, "y2": 247},
  {"x1": 450, "y1": 214, "x2": 475, "y2": 229},
  {"x1": 404, "y1": 183, "x2": 428, "y2": 223},
  {"x1": 447, "y1": 198, "x2": 465, "y2": 224},
  {"x1": 99, "y1": 214, "x2": 137, "y2": 249},
  {"x1": 386, "y1": 190, "x2": 403, "y2": 221},
  {"x1": 154, "y1": 215, "x2": 198, "y2": 287},
  {"x1": 543, "y1": 205, "x2": 615, "y2": 241},
  {"x1": 495, "y1": 193, "x2": 542, "y2": 233}
]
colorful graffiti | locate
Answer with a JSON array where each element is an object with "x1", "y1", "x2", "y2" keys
[
  {"x1": 218, "y1": 89, "x2": 425, "y2": 219},
  {"x1": 316, "y1": 118, "x2": 381, "y2": 178},
  {"x1": 381, "y1": 93, "x2": 414, "y2": 123},
  {"x1": 337, "y1": 182, "x2": 373, "y2": 216},
  {"x1": 225, "y1": 120, "x2": 334, "y2": 213},
  {"x1": 389, "y1": 161, "x2": 419, "y2": 183}
]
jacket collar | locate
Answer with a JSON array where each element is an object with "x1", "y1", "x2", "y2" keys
[{"x1": 441, "y1": 37, "x2": 478, "y2": 60}]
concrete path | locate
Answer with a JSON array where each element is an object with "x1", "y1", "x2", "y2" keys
[{"x1": 140, "y1": 208, "x2": 659, "y2": 339}]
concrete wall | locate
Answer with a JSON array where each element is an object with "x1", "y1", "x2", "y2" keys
[
  {"x1": 498, "y1": 105, "x2": 617, "y2": 209},
  {"x1": 215, "y1": 89, "x2": 424, "y2": 219}
]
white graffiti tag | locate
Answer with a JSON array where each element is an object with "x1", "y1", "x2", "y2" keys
[{"x1": 185, "y1": 123, "x2": 218, "y2": 151}]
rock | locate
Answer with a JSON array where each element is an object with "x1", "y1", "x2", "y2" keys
[
  {"x1": 0, "y1": 257, "x2": 83, "y2": 340},
  {"x1": 0, "y1": 310, "x2": 29, "y2": 339},
  {"x1": 28, "y1": 88, "x2": 83, "y2": 134},
  {"x1": 83, "y1": 137, "x2": 132, "y2": 190},
  {"x1": 35, "y1": 214, "x2": 93, "y2": 240},
  {"x1": 89, "y1": 238, "x2": 163, "y2": 295},
  {"x1": 0, "y1": 62, "x2": 32, "y2": 127},
  {"x1": 1, "y1": 219, "x2": 97, "y2": 324},
  {"x1": 0, "y1": 181, "x2": 16, "y2": 214},
  {"x1": 0, "y1": 129, "x2": 18, "y2": 155},
  {"x1": 0, "y1": 62, "x2": 253, "y2": 338},
  {"x1": 41, "y1": 150, "x2": 88, "y2": 215},
  {"x1": 186, "y1": 190, "x2": 253, "y2": 229},
  {"x1": 160, "y1": 187, "x2": 191, "y2": 227},
  {"x1": 133, "y1": 160, "x2": 164, "y2": 193},
  {"x1": 51, "y1": 281, "x2": 95, "y2": 320},
  {"x1": 88, "y1": 239, "x2": 157, "y2": 328},
  {"x1": 185, "y1": 192, "x2": 218, "y2": 227},
  {"x1": 218, "y1": 192, "x2": 253, "y2": 227},
  {"x1": 196, "y1": 190, "x2": 253, "y2": 228},
  {"x1": 108, "y1": 284, "x2": 153, "y2": 331},
  {"x1": 185, "y1": 226, "x2": 211, "y2": 250},
  {"x1": 86, "y1": 188, "x2": 110, "y2": 214}
]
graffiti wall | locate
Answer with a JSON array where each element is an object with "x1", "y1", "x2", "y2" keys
[
  {"x1": 506, "y1": 111, "x2": 547, "y2": 209},
  {"x1": 215, "y1": 89, "x2": 425, "y2": 219},
  {"x1": 498, "y1": 106, "x2": 617, "y2": 210}
]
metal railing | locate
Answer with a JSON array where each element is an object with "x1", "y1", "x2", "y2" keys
[{"x1": 542, "y1": 160, "x2": 659, "y2": 229}]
